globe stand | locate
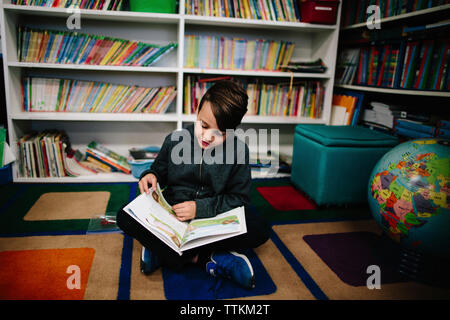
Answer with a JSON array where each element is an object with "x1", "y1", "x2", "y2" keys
[{"x1": 397, "y1": 247, "x2": 450, "y2": 289}]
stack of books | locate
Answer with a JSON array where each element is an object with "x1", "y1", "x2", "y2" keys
[
  {"x1": 330, "y1": 91, "x2": 364, "y2": 126},
  {"x1": 185, "y1": 0, "x2": 301, "y2": 22},
  {"x1": 184, "y1": 35, "x2": 295, "y2": 71},
  {"x1": 184, "y1": 75, "x2": 325, "y2": 118},
  {"x1": 11, "y1": 0, "x2": 126, "y2": 10},
  {"x1": 335, "y1": 48, "x2": 361, "y2": 85},
  {"x1": 362, "y1": 101, "x2": 397, "y2": 130},
  {"x1": 22, "y1": 76, "x2": 176, "y2": 114},
  {"x1": 394, "y1": 118, "x2": 436, "y2": 139},
  {"x1": 17, "y1": 26, "x2": 177, "y2": 67},
  {"x1": 86, "y1": 141, "x2": 131, "y2": 174},
  {"x1": 17, "y1": 130, "x2": 97, "y2": 178},
  {"x1": 361, "y1": 101, "x2": 436, "y2": 135},
  {"x1": 435, "y1": 120, "x2": 450, "y2": 139},
  {"x1": 341, "y1": 0, "x2": 450, "y2": 27},
  {"x1": 281, "y1": 59, "x2": 327, "y2": 73}
]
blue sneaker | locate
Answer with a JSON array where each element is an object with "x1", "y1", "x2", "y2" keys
[
  {"x1": 206, "y1": 251, "x2": 255, "y2": 289},
  {"x1": 140, "y1": 246, "x2": 161, "y2": 275}
]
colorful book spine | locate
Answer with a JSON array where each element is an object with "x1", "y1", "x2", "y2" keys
[
  {"x1": 185, "y1": 0, "x2": 300, "y2": 22},
  {"x1": 17, "y1": 26, "x2": 177, "y2": 67},
  {"x1": 17, "y1": 130, "x2": 75, "y2": 178},
  {"x1": 21, "y1": 76, "x2": 177, "y2": 114},
  {"x1": 12, "y1": 0, "x2": 125, "y2": 11},
  {"x1": 347, "y1": 38, "x2": 450, "y2": 92},
  {"x1": 86, "y1": 141, "x2": 131, "y2": 174},
  {"x1": 184, "y1": 34, "x2": 294, "y2": 71},
  {"x1": 183, "y1": 75, "x2": 325, "y2": 118}
]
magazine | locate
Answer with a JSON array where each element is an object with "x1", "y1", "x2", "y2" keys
[{"x1": 123, "y1": 184, "x2": 247, "y2": 255}]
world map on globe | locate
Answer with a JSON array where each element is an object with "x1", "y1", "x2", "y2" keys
[{"x1": 369, "y1": 139, "x2": 450, "y2": 248}]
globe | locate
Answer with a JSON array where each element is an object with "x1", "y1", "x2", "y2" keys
[{"x1": 368, "y1": 138, "x2": 450, "y2": 259}]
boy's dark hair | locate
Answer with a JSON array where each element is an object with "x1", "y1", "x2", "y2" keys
[{"x1": 197, "y1": 80, "x2": 248, "y2": 132}]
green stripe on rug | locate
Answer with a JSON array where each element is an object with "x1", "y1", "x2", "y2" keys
[{"x1": 0, "y1": 183, "x2": 131, "y2": 235}]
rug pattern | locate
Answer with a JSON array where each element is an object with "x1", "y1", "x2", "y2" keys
[{"x1": 0, "y1": 179, "x2": 449, "y2": 300}]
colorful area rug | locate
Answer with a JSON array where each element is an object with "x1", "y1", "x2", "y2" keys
[{"x1": 0, "y1": 178, "x2": 449, "y2": 300}]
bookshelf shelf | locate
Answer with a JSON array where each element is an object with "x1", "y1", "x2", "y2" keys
[
  {"x1": 183, "y1": 68, "x2": 331, "y2": 79},
  {"x1": 8, "y1": 62, "x2": 180, "y2": 73},
  {"x1": 14, "y1": 172, "x2": 138, "y2": 183},
  {"x1": 334, "y1": 85, "x2": 450, "y2": 97},
  {"x1": 10, "y1": 112, "x2": 180, "y2": 122},
  {"x1": 341, "y1": 3, "x2": 450, "y2": 30},
  {"x1": 184, "y1": 14, "x2": 337, "y2": 31},
  {"x1": 1, "y1": 1, "x2": 341, "y2": 182},
  {"x1": 181, "y1": 114, "x2": 327, "y2": 124},
  {"x1": 3, "y1": 4, "x2": 182, "y2": 24}
]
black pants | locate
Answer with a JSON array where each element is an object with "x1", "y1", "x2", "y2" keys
[{"x1": 116, "y1": 205, "x2": 271, "y2": 272}]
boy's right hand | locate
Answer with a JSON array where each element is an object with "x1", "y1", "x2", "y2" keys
[{"x1": 139, "y1": 173, "x2": 157, "y2": 195}]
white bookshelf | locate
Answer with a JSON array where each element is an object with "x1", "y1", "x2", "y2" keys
[{"x1": 0, "y1": 1, "x2": 341, "y2": 183}]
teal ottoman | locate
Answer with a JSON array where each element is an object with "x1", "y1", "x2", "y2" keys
[{"x1": 291, "y1": 125, "x2": 399, "y2": 206}]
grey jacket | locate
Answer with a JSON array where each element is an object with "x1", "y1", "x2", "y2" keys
[{"x1": 140, "y1": 124, "x2": 251, "y2": 219}]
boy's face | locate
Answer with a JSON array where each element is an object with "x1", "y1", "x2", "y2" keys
[{"x1": 195, "y1": 102, "x2": 226, "y2": 149}]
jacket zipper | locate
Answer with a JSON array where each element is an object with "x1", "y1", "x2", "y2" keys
[{"x1": 195, "y1": 152, "x2": 203, "y2": 198}]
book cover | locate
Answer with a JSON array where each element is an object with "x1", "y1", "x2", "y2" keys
[{"x1": 123, "y1": 184, "x2": 247, "y2": 255}]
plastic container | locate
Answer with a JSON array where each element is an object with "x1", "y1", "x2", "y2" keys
[
  {"x1": 129, "y1": 0, "x2": 177, "y2": 13},
  {"x1": 128, "y1": 159, "x2": 155, "y2": 179},
  {"x1": 300, "y1": 0, "x2": 340, "y2": 25},
  {"x1": 128, "y1": 146, "x2": 160, "y2": 179},
  {"x1": 0, "y1": 164, "x2": 12, "y2": 185}
]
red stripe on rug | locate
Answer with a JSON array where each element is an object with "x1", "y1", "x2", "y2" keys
[{"x1": 257, "y1": 186, "x2": 317, "y2": 211}]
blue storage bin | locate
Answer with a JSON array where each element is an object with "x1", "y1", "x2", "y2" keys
[
  {"x1": 128, "y1": 159, "x2": 154, "y2": 179},
  {"x1": 128, "y1": 146, "x2": 160, "y2": 179},
  {"x1": 0, "y1": 164, "x2": 12, "y2": 185}
]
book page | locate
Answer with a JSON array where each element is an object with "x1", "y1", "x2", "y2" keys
[
  {"x1": 123, "y1": 185, "x2": 188, "y2": 248},
  {"x1": 182, "y1": 206, "x2": 245, "y2": 245}
]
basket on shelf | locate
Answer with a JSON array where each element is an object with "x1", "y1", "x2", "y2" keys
[{"x1": 129, "y1": 0, "x2": 177, "y2": 13}]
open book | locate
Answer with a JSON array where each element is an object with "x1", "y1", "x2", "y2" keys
[{"x1": 123, "y1": 184, "x2": 247, "y2": 255}]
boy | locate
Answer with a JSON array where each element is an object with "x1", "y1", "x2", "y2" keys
[{"x1": 116, "y1": 80, "x2": 270, "y2": 289}]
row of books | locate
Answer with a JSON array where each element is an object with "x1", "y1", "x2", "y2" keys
[
  {"x1": 17, "y1": 130, "x2": 92, "y2": 178},
  {"x1": 336, "y1": 38, "x2": 450, "y2": 91},
  {"x1": 393, "y1": 118, "x2": 450, "y2": 139},
  {"x1": 341, "y1": 0, "x2": 450, "y2": 27},
  {"x1": 22, "y1": 76, "x2": 177, "y2": 114},
  {"x1": 17, "y1": 131, "x2": 133, "y2": 178},
  {"x1": 183, "y1": 75, "x2": 325, "y2": 118},
  {"x1": 184, "y1": 35, "x2": 295, "y2": 71},
  {"x1": 185, "y1": 0, "x2": 301, "y2": 22},
  {"x1": 11, "y1": 0, "x2": 126, "y2": 10},
  {"x1": 330, "y1": 91, "x2": 365, "y2": 126},
  {"x1": 17, "y1": 26, "x2": 177, "y2": 66}
]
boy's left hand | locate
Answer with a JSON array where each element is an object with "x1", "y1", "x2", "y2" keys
[{"x1": 172, "y1": 201, "x2": 196, "y2": 221}]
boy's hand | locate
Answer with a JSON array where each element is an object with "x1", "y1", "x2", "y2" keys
[
  {"x1": 139, "y1": 173, "x2": 157, "y2": 195},
  {"x1": 172, "y1": 201, "x2": 196, "y2": 222}
]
